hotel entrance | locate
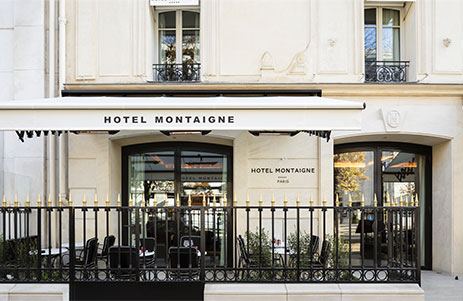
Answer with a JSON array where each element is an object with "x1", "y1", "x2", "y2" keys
[{"x1": 122, "y1": 142, "x2": 233, "y2": 267}]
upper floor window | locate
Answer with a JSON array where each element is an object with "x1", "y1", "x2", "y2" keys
[
  {"x1": 154, "y1": 10, "x2": 200, "y2": 82},
  {"x1": 364, "y1": 7, "x2": 400, "y2": 61},
  {"x1": 364, "y1": 7, "x2": 408, "y2": 82}
]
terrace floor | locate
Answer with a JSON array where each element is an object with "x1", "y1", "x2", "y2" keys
[{"x1": 422, "y1": 270, "x2": 463, "y2": 300}]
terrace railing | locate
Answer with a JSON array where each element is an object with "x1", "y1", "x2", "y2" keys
[{"x1": 0, "y1": 198, "x2": 420, "y2": 284}]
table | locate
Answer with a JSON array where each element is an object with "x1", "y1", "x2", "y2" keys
[
  {"x1": 29, "y1": 248, "x2": 68, "y2": 267},
  {"x1": 61, "y1": 242, "x2": 85, "y2": 249}
]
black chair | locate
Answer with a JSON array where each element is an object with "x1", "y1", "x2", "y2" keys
[
  {"x1": 75, "y1": 237, "x2": 99, "y2": 268},
  {"x1": 98, "y1": 235, "x2": 115, "y2": 263},
  {"x1": 180, "y1": 235, "x2": 201, "y2": 248},
  {"x1": 237, "y1": 235, "x2": 258, "y2": 278},
  {"x1": 139, "y1": 237, "x2": 156, "y2": 267},
  {"x1": 108, "y1": 246, "x2": 140, "y2": 280},
  {"x1": 308, "y1": 235, "x2": 320, "y2": 260},
  {"x1": 168, "y1": 247, "x2": 199, "y2": 280},
  {"x1": 310, "y1": 240, "x2": 330, "y2": 267}
]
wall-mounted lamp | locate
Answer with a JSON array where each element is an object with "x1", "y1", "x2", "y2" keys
[{"x1": 249, "y1": 131, "x2": 300, "y2": 137}]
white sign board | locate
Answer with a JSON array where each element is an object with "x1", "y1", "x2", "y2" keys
[{"x1": 150, "y1": 0, "x2": 199, "y2": 6}]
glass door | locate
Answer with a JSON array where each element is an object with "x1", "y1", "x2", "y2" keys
[{"x1": 123, "y1": 142, "x2": 233, "y2": 267}]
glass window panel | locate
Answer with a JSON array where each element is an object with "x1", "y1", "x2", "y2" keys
[
  {"x1": 382, "y1": 9, "x2": 399, "y2": 26},
  {"x1": 382, "y1": 27, "x2": 400, "y2": 60},
  {"x1": 365, "y1": 8, "x2": 376, "y2": 25},
  {"x1": 334, "y1": 151, "x2": 374, "y2": 206},
  {"x1": 159, "y1": 30, "x2": 176, "y2": 63},
  {"x1": 182, "y1": 11, "x2": 200, "y2": 28},
  {"x1": 182, "y1": 29, "x2": 200, "y2": 63},
  {"x1": 159, "y1": 11, "x2": 176, "y2": 28},
  {"x1": 364, "y1": 27, "x2": 377, "y2": 60}
]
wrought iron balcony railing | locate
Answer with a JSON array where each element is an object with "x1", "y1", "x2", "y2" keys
[
  {"x1": 152, "y1": 63, "x2": 201, "y2": 82},
  {"x1": 365, "y1": 60, "x2": 410, "y2": 83},
  {"x1": 0, "y1": 200, "x2": 420, "y2": 284}
]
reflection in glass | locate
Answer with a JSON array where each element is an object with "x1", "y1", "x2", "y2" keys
[
  {"x1": 159, "y1": 30, "x2": 176, "y2": 64},
  {"x1": 159, "y1": 11, "x2": 176, "y2": 29},
  {"x1": 364, "y1": 27, "x2": 377, "y2": 60},
  {"x1": 182, "y1": 30, "x2": 200, "y2": 64},
  {"x1": 382, "y1": 27, "x2": 400, "y2": 61}
]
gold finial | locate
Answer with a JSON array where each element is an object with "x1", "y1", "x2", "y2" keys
[
  {"x1": 2, "y1": 195, "x2": 5, "y2": 207},
  {"x1": 116, "y1": 193, "x2": 120, "y2": 207},
  {"x1": 233, "y1": 195, "x2": 237, "y2": 207},
  {"x1": 385, "y1": 194, "x2": 390, "y2": 206},
  {"x1": 106, "y1": 194, "x2": 110, "y2": 207},
  {"x1": 202, "y1": 194, "x2": 206, "y2": 207},
  {"x1": 296, "y1": 195, "x2": 300, "y2": 207},
  {"x1": 153, "y1": 197, "x2": 157, "y2": 207},
  {"x1": 246, "y1": 193, "x2": 250, "y2": 207},
  {"x1": 335, "y1": 193, "x2": 340, "y2": 207},
  {"x1": 223, "y1": 194, "x2": 227, "y2": 207},
  {"x1": 373, "y1": 194, "x2": 377, "y2": 207},
  {"x1": 399, "y1": 195, "x2": 403, "y2": 207},
  {"x1": 48, "y1": 194, "x2": 52, "y2": 207},
  {"x1": 26, "y1": 195, "x2": 30, "y2": 207},
  {"x1": 94, "y1": 194, "x2": 98, "y2": 207},
  {"x1": 405, "y1": 196, "x2": 409, "y2": 207},
  {"x1": 128, "y1": 195, "x2": 132, "y2": 207},
  {"x1": 141, "y1": 194, "x2": 146, "y2": 207},
  {"x1": 69, "y1": 193, "x2": 72, "y2": 207},
  {"x1": 283, "y1": 194, "x2": 288, "y2": 207},
  {"x1": 259, "y1": 194, "x2": 263, "y2": 207},
  {"x1": 415, "y1": 193, "x2": 419, "y2": 207},
  {"x1": 271, "y1": 194, "x2": 275, "y2": 207},
  {"x1": 165, "y1": 194, "x2": 168, "y2": 207},
  {"x1": 309, "y1": 195, "x2": 314, "y2": 207},
  {"x1": 212, "y1": 194, "x2": 216, "y2": 207},
  {"x1": 14, "y1": 195, "x2": 18, "y2": 207},
  {"x1": 323, "y1": 194, "x2": 327, "y2": 207},
  {"x1": 188, "y1": 194, "x2": 192, "y2": 207},
  {"x1": 176, "y1": 194, "x2": 180, "y2": 207},
  {"x1": 83, "y1": 194, "x2": 87, "y2": 207},
  {"x1": 348, "y1": 193, "x2": 352, "y2": 207},
  {"x1": 58, "y1": 194, "x2": 62, "y2": 207},
  {"x1": 361, "y1": 194, "x2": 365, "y2": 207},
  {"x1": 37, "y1": 194, "x2": 41, "y2": 207}
]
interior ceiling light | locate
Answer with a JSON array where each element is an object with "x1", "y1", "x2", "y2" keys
[
  {"x1": 248, "y1": 131, "x2": 300, "y2": 137},
  {"x1": 161, "y1": 131, "x2": 211, "y2": 136}
]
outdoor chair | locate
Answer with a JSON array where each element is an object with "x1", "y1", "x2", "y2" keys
[
  {"x1": 139, "y1": 237, "x2": 156, "y2": 267},
  {"x1": 237, "y1": 235, "x2": 258, "y2": 278},
  {"x1": 180, "y1": 235, "x2": 201, "y2": 248},
  {"x1": 108, "y1": 246, "x2": 140, "y2": 280},
  {"x1": 168, "y1": 246, "x2": 199, "y2": 280},
  {"x1": 98, "y1": 235, "x2": 115, "y2": 264},
  {"x1": 308, "y1": 235, "x2": 320, "y2": 260}
]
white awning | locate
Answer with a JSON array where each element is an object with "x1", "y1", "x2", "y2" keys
[{"x1": 0, "y1": 96, "x2": 365, "y2": 131}]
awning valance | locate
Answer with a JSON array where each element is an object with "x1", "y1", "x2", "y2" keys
[{"x1": 0, "y1": 96, "x2": 365, "y2": 131}]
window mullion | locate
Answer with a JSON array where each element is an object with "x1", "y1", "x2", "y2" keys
[
  {"x1": 176, "y1": 10, "x2": 182, "y2": 64},
  {"x1": 377, "y1": 8, "x2": 383, "y2": 61}
]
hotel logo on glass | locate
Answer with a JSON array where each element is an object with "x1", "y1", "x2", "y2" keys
[{"x1": 150, "y1": 0, "x2": 199, "y2": 6}]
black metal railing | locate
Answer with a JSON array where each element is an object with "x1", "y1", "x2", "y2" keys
[
  {"x1": 365, "y1": 60, "x2": 410, "y2": 83},
  {"x1": 0, "y1": 201, "x2": 420, "y2": 284},
  {"x1": 152, "y1": 63, "x2": 201, "y2": 82}
]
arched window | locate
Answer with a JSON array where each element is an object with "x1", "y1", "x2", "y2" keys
[{"x1": 364, "y1": 7, "x2": 400, "y2": 61}]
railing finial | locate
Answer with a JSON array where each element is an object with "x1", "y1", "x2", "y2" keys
[
  {"x1": 296, "y1": 195, "x2": 300, "y2": 207},
  {"x1": 176, "y1": 194, "x2": 180, "y2": 207},
  {"x1": 188, "y1": 194, "x2": 192, "y2": 207},
  {"x1": 361, "y1": 194, "x2": 365, "y2": 207},
  {"x1": 14, "y1": 194, "x2": 18, "y2": 207},
  {"x1": 106, "y1": 194, "x2": 110, "y2": 207},
  {"x1": 233, "y1": 195, "x2": 237, "y2": 207},
  {"x1": 309, "y1": 195, "x2": 314, "y2": 207},
  {"x1": 399, "y1": 195, "x2": 404, "y2": 207},
  {"x1": 323, "y1": 194, "x2": 327, "y2": 207},
  {"x1": 202, "y1": 194, "x2": 206, "y2": 207},
  {"x1": 128, "y1": 195, "x2": 132, "y2": 207},
  {"x1": 271, "y1": 194, "x2": 275, "y2": 207},
  {"x1": 37, "y1": 194, "x2": 41, "y2": 207},
  {"x1": 69, "y1": 193, "x2": 72, "y2": 207},
  {"x1": 223, "y1": 193, "x2": 227, "y2": 207},
  {"x1": 83, "y1": 194, "x2": 87, "y2": 207},
  {"x1": 58, "y1": 194, "x2": 62, "y2": 207},
  {"x1": 348, "y1": 193, "x2": 352, "y2": 207},
  {"x1": 94, "y1": 194, "x2": 98, "y2": 207},
  {"x1": 117, "y1": 193, "x2": 120, "y2": 207},
  {"x1": 212, "y1": 194, "x2": 216, "y2": 207},
  {"x1": 26, "y1": 194, "x2": 30, "y2": 207},
  {"x1": 283, "y1": 194, "x2": 287, "y2": 207},
  {"x1": 415, "y1": 193, "x2": 419, "y2": 207},
  {"x1": 373, "y1": 194, "x2": 377, "y2": 207},
  {"x1": 2, "y1": 195, "x2": 5, "y2": 207},
  {"x1": 48, "y1": 194, "x2": 52, "y2": 207},
  {"x1": 335, "y1": 193, "x2": 340, "y2": 207},
  {"x1": 141, "y1": 193, "x2": 146, "y2": 207},
  {"x1": 259, "y1": 194, "x2": 263, "y2": 207},
  {"x1": 246, "y1": 193, "x2": 250, "y2": 207}
]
